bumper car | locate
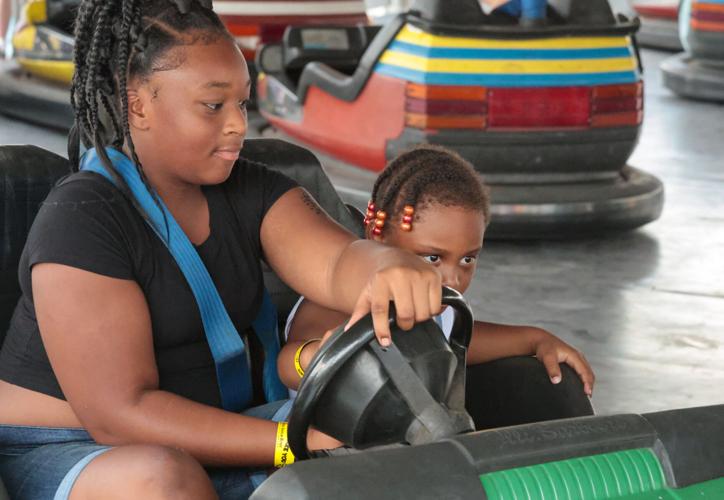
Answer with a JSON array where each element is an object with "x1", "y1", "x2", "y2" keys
[
  {"x1": 256, "y1": 0, "x2": 665, "y2": 239},
  {"x1": 0, "y1": 140, "x2": 720, "y2": 500},
  {"x1": 661, "y1": 0, "x2": 724, "y2": 101},
  {"x1": 0, "y1": 0, "x2": 367, "y2": 129},
  {"x1": 633, "y1": 0, "x2": 683, "y2": 51}
]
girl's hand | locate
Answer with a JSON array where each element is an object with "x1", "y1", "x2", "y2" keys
[
  {"x1": 345, "y1": 248, "x2": 442, "y2": 347},
  {"x1": 532, "y1": 330, "x2": 595, "y2": 396}
]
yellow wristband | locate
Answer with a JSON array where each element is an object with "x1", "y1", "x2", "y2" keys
[
  {"x1": 294, "y1": 338, "x2": 320, "y2": 378},
  {"x1": 274, "y1": 422, "x2": 295, "y2": 468}
]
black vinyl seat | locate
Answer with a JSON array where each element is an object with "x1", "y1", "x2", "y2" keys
[
  {"x1": 295, "y1": 15, "x2": 406, "y2": 103},
  {"x1": 283, "y1": 25, "x2": 383, "y2": 80},
  {"x1": 0, "y1": 146, "x2": 70, "y2": 343}
]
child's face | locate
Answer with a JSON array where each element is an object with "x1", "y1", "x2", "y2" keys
[
  {"x1": 380, "y1": 203, "x2": 485, "y2": 295},
  {"x1": 128, "y1": 35, "x2": 251, "y2": 186}
]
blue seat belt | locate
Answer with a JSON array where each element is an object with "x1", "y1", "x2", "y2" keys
[{"x1": 80, "y1": 147, "x2": 287, "y2": 411}]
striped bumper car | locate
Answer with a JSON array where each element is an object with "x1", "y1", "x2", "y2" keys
[
  {"x1": 256, "y1": 0, "x2": 664, "y2": 239},
  {"x1": 661, "y1": 0, "x2": 724, "y2": 101}
]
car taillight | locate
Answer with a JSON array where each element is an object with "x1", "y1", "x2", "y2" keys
[
  {"x1": 405, "y1": 81, "x2": 642, "y2": 131},
  {"x1": 591, "y1": 82, "x2": 643, "y2": 128},
  {"x1": 488, "y1": 87, "x2": 590, "y2": 129},
  {"x1": 405, "y1": 83, "x2": 487, "y2": 129}
]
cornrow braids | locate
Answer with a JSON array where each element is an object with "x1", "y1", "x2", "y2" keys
[
  {"x1": 68, "y1": 0, "x2": 232, "y2": 237},
  {"x1": 370, "y1": 145, "x2": 491, "y2": 232}
]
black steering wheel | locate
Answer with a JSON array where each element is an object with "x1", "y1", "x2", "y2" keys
[{"x1": 287, "y1": 287, "x2": 473, "y2": 459}]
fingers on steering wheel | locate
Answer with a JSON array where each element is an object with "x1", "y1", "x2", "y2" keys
[
  {"x1": 567, "y1": 353, "x2": 595, "y2": 396},
  {"x1": 542, "y1": 354, "x2": 563, "y2": 384}
]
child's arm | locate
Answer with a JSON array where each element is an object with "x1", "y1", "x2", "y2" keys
[
  {"x1": 468, "y1": 321, "x2": 595, "y2": 396},
  {"x1": 278, "y1": 299, "x2": 347, "y2": 390}
]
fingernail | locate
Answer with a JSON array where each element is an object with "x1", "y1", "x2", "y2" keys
[
  {"x1": 380, "y1": 337, "x2": 391, "y2": 347},
  {"x1": 551, "y1": 376, "x2": 561, "y2": 384}
]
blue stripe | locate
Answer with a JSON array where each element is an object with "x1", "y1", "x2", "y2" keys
[
  {"x1": 375, "y1": 63, "x2": 639, "y2": 87},
  {"x1": 387, "y1": 41, "x2": 633, "y2": 60}
]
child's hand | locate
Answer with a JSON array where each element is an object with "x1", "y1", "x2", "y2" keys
[{"x1": 532, "y1": 330, "x2": 595, "y2": 396}]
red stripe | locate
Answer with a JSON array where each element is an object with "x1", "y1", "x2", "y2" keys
[
  {"x1": 691, "y1": 10, "x2": 724, "y2": 22},
  {"x1": 592, "y1": 96, "x2": 642, "y2": 114},
  {"x1": 634, "y1": 5, "x2": 678, "y2": 19},
  {"x1": 405, "y1": 98, "x2": 487, "y2": 115}
]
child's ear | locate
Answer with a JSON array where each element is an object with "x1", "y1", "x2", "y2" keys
[{"x1": 126, "y1": 88, "x2": 150, "y2": 131}]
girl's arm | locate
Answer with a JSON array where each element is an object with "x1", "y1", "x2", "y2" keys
[
  {"x1": 468, "y1": 321, "x2": 595, "y2": 395},
  {"x1": 33, "y1": 263, "x2": 335, "y2": 467},
  {"x1": 277, "y1": 299, "x2": 346, "y2": 389},
  {"x1": 261, "y1": 188, "x2": 442, "y2": 346}
]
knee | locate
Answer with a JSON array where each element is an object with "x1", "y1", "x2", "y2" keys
[{"x1": 127, "y1": 445, "x2": 216, "y2": 500}]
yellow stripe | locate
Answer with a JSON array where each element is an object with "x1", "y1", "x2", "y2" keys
[
  {"x1": 12, "y1": 26, "x2": 37, "y2": 52},
  {"x1": 380, "y1": 51, "x2": 636, "y2": 74},
  {"x1": 397, "y1": 24, "x2": 631, "y2": 49},
  {"x1": 16, "y1": 58, "x2": 73, "y2": 84}
]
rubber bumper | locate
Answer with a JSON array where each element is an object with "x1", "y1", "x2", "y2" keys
[
  {"x1": 251, "y1": 404, "x2": 724, "y2": 500},
  {"x1": 0, "y1": 60, "x2": 73, "y2": 130},
  {"x1": 661, "y1": 53, "x2": 724, "y2": 102},
  {"x1": 485, "y1": 165, "x2": 664, "y2": 239}
]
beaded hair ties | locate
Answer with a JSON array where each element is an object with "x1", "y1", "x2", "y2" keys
[{"x1": 364, "y1": 201, "x2": 414, "y2": 235}]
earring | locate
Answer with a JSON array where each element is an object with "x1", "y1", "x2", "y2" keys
[
  {"x1": 400, "y1": 205, "x2": 414, "y2": 232},
  {"x1": 373, "y1": 210, "x2": 387, "y2": 236}
]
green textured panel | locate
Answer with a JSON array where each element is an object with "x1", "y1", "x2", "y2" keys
[
  {"x1": 626, "y1": 477, "x2": 724, "y2": 499},
  {"x1": 480, "y1": 448, "x2": 668, "y2": 499}
]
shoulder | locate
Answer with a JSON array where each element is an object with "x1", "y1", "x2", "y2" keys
[
  {"x1": 221, "y1": 157, "x2": 299, "y2": 219},
  {"x1": 24, "y1": 171, "x2": 140, "y2": 280},
  {"x1": 41, "y1": 171, "x2": 127, "y2": 209}
]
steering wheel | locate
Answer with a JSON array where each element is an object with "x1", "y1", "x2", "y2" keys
[{"x1": 287, "y1": 287, "x2": 474, "y2": 459}]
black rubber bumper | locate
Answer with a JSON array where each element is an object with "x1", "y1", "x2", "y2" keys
[
  {"x1": 0, "y1": 60, "x2": 73, "y2": 130},
  {"x1": 661, "y1": 52, "x2": 724, "y2": 102},
  {"x1": 485, "y1": 166, "x2": 664, "y2": 239},
  {"x1": 251, "y1": 404, "x2": 724, "y2": 500},
  {"x1": 388, "y1": 126, "x2": 641, "y2": 179}
]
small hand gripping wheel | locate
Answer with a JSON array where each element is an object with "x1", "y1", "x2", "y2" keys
[{"x1": 288, "y1": 287, "x2": 475, "y2": 460}]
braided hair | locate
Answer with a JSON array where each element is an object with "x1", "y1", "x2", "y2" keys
[
  {"x1": 370, "y1": 145, "x2": 490, "y2": 232},
  {"x1": 68, "y1": 0, "x2": 231, "y2": 201}
]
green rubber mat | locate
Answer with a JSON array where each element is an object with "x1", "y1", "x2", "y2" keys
[{"x1": 480, "y1": 448, "x2": 724, "y2": 499}]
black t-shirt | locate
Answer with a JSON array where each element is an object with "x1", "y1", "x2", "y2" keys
[{"x1": 0, "y1": 158, "x2": 297, "y2": 408}]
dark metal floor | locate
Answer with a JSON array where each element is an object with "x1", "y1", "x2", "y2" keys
[{"x1": 1, "y1": 48, "x2": 722, "y2": 416}]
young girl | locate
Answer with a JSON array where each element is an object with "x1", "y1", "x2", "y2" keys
[
  {"x1": 0, "y1": 1, "x2": 443, "y2": 499},
  {"x1": 280, "y1": 146, "x2": 595, "y2": 416}
]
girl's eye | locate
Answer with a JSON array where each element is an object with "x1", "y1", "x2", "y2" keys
[
  {"x1": 460, "y1": 256, "x2": 477, "y2": 266},
  {"x1": 239, "y1": 99, "x2": 250, "y2": 110},
  {"x1": 204, "y1": 102, "x2": 223, "y2": 111},
  {"x1": 422, "y1": 255, "x2": 441, "y2": 264}
]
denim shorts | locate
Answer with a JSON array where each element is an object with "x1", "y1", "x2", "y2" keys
[{"x1": 0, "y1": 399, "x2": 293, "y2": 500}]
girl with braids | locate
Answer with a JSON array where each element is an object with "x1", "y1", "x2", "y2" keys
[
  {"x1": 281, "y1": 146, "x2": 596, "y2": 424},
  {"x1": 0, "y1": 1, "x2": 444, "y2": 498}
]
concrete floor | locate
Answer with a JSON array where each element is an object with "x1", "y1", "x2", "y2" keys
[{"x1": 1, "y1": 48, "x2": 722, "y2": 416}]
